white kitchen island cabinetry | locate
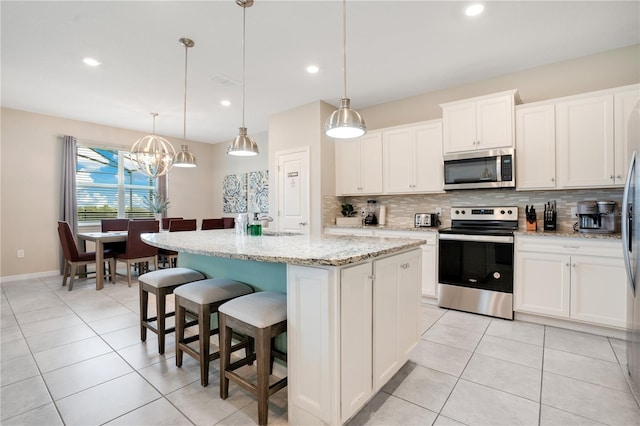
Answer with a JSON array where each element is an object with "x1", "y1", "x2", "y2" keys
[
  {"x1": 335, "y1": 131, "x2": 383, "y2": 195},
  {"x1": 515, "y1": 235, "x2": 627, "y2": 329},
  {"x1": 441, "y1": 90, "x2": 518, "y2": 154},
  {"x1": 382, "y1": 120, "x2": 443, "y2": 193}
]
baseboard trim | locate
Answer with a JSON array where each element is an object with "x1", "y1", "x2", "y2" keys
[
  {"x1": 0, "y1": 270, "x2": 59, "y2": 284},
  {"x1": 515, "y1": 311, "x2": 627, "y2": 340}
]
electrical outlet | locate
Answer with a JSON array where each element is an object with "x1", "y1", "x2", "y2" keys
[
  {"x1": 17, "y1": 249, "x2": 24, "y2": 258},
  {"x1": 435, "y1": 207, "x2": 442, "y2": 215},
  {"x1": 571, "y1": 207, "x2": 578, "y2": 218}
]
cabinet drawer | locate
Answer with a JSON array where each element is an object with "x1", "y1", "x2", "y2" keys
[
  {"x1": 516, "y1": 236, "x2": 622, "y2": 258},
  {"x1": 375, "y1": 230, "x2": 437, "y2": 245}
]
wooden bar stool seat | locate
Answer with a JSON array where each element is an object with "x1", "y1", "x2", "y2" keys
[
  {"x1": 219, "y1": 291, "x2": 287, "y2": 426},
  {"x1": 174, "y1": 278, "x2": 254, "y2": 386},
  {"x1": 138, "y1": 267, "x2": 205, "y2": 354}
]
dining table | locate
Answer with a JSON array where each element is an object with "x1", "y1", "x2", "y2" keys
[{"x1": 77, "y1": 231, "x2": 127, "y2": 290}]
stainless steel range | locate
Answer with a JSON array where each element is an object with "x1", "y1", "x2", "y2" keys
[{"x1": 438, "y1": 206, "x2": 518, "y2": 320}]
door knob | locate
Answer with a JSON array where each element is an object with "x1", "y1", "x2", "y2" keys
[{"x1": 298, "y1": 222, "x2": 308, "y2": 226}]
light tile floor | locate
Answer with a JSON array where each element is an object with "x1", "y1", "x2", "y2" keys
[{"x1": 2, "y1": 273, "x2": 639, "y2": 425}]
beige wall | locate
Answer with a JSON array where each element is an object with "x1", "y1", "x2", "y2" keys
[{"x1": 360, "y1": 44, "x2": 640, "y2": 131}]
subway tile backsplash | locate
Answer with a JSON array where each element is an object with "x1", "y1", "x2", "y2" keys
[{"x1": 323, "y1": 188, "x2": 623, "y2": 233}]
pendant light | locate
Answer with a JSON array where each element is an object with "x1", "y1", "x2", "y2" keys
[
  {"x1": 228, "y1": 0, "x2": 259, "y2": 156},
  {"x1": 324, "y1": 0, "x2": 366, "y2": 139},
  {"x1": 131, "y1": 113, "x2": 175, "y2": 179},
  {"x1": 173, "y1": 38, "x2": 198, "y2": 167}
]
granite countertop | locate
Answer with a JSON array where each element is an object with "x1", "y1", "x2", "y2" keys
[
  {"x1": 324, "y1": 224, "x2": 439, "y2": 234},
  {"x1": 141, "y1": 229, "x2": 425, "y2": 267},
  {"x1": 515, "y1": 230, "x2": 622, "y2": 240}
]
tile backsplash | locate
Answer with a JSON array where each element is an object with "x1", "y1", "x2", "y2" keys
[{"x1": 324, "y1": 188, "x2": 623, "y2": 232}]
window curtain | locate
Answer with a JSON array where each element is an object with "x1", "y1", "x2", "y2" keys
[
  {"x1": 60, "y1": 135, "x2": 78, "y2": 273},
  {"x1": 157, "y1": 173, "x2": 168, "y2": 219}
]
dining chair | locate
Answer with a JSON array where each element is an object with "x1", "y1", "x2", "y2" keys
[
  {"x1": 221, "y1": 217, "x2": 235, "y2": 229},
  {"x1": 57, "y1": 221, "x2": 116, "y2": 291},
  {"x1": 201, "y1": 218, "x2": 224, "y2": 230},
  {"x1": 161, "y1": 217, "x2": 183, "y2": 231},
  {"x1": 101, "y1": 218, "x2": 129, "y2": 253},
  {"x1": 116, "y1": 220, "x2": 159, "y2": 287},
  {"x1": 159, "y1": 219, "x2": 197, "y2": 268}
]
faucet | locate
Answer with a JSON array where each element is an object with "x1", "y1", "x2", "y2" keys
[{"x1": 258, "y1": 214, "x2": 273, "y2": 228}]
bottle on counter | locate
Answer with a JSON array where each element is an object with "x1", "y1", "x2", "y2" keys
[{"x1": 248, "y1": 212, "x2": 262, "y2": 236}]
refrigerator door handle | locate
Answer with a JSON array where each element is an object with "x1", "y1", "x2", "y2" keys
[{"x1": 622, "y1": 151, "x2": 636, "y2": 296}]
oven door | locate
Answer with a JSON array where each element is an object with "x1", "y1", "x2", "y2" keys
[{"x1": 438, "y1": 233, "x2": 514, "y2": 293}]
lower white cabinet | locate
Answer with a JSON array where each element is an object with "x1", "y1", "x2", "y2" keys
[
  {"x1": 287, "y1": 248, "x2": 421, "y2": 425},
  {"x1": 515, "y1": 236, "x2": 627, "y2": 328}
]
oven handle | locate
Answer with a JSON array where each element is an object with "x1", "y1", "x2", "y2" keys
[{"x1": 439, "y1": 233, "x2": 514, "y2": 244}]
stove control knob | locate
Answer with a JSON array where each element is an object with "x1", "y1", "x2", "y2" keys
[
  {"x1": 500, "y1": 210, "x2": 506, "y2": 215},
  {"x1": 507, "y1": 209, "x2": 513, "y2": 215},
  {"x1": 455, "y1": 210, "x2": 460, "y2": 215},
  {"x1": 461, "y1": 210, "x2": 466, "y2": 215}
]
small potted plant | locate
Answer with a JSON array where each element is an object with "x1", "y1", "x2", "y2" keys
[
  {"x1": 143, "y1": 191, "x2": 170, "y2": 221},
  {"x1": 336, "y1": 203, "x2": 361, "y2": 226}
]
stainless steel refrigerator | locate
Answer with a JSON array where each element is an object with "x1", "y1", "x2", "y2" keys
[{"x1": 622, "y1": 100, "x2": 640, "y2": 405}]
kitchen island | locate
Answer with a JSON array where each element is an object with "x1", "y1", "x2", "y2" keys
[{"x1": 142, "y1": 229, "x2": 424, "y2": 425}]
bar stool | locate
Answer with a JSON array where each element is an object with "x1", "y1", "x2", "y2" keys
[
  {"x1": 174, "y1": 278, "x2": 254, "y2": 386},
  {"x1": 138, "y1": 267, "x2": 205, "y2": 354},
  {"x1": 219, "y1": 292, "x2": 287, "y2": 426}
]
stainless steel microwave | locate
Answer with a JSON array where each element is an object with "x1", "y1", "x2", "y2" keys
[{"x1": 443, "y1": 148, "x2": 515, "y2": 190}]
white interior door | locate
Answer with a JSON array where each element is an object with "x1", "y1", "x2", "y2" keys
[{"x1": 277, "y1": 148, "x2": 310, "y2": 234}]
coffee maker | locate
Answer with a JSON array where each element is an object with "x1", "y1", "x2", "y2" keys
[{"x1": 576, "y1": 200, "x2": 620, "y2": 234}]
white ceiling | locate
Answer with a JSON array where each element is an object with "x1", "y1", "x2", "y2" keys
[{"x1": 2, "y1": 1, "x2": 639, "y2": 144}]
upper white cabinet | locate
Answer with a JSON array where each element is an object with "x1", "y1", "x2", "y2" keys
[
  {"x1": 335, "y1": 131, "x2": 383, "y2": 195},
  {"x1": 556, "y1": 93, "x2": 615, "y2": 188},
  {"x1": 382, "y1": 120, "x2": 443, "y2": 193},
  {"x1": 614, "y1": 87, "x2": 640, "y2": 184},
  {"x1": 515, "y1": 104, "x2": 557, "y2": 190},
  {"x1": 441, "y1": 90, "x2": 518, "y2": 154}
]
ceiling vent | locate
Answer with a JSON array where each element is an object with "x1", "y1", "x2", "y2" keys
[{"x1": 209, "y1": 73, "x2": 241, "y2": 87}]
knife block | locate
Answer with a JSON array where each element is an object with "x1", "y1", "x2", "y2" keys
[
  {"x1": 526, "y1": 220, "x2": 537, "y2": 232},
  {"x1": 544, "y1": 211, "x2": 557, "y2": 231}
]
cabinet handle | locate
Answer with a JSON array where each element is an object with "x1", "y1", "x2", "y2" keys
[
  {"x1": 617, "y1": 174, "x2": 622, "y2": 179},
  {"x1": 551, "y1": 177, "x2": 555, "y2": 182},
  {"x1": 572, "y1": 263, "x2": 576, "y2": 267},
  {"x1": 566, "y1": 262, "x2": 570, "y2": 266},
  {"x1": 368, "y1": 275, "x2": 375, "y2": 280},
  {"x1": 610, "y1": 174, "x2": 614, "y2": 180},
  {"x1": 562, "y1": 245, "x2": 579, "y2": 249}
]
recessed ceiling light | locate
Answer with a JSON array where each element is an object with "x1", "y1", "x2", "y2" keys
[
  {"x1": 306, "y1": 65, "x2": 319, "y2": 74},
  {"x1": 465, "y1": 4, "x2": 484, "y2": 17},
  {"x1": 220, "y1": 100, "x2": 231, "y2": 107},
  {"x1": 83, "y1": 57, "x2": 101, "y2": 67}
]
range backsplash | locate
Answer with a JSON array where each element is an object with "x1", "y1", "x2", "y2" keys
[{"x1": 323, "y1": 188, "x2": 624, "y2": 233}]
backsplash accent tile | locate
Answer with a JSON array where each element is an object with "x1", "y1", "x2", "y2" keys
[{"x1": 324, "y1": 189, "x2": 623, "y2": 233}]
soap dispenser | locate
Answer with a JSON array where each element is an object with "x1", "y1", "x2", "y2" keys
[{"x1": 248, "y1": 212, "x2": 262, "y2": 236}]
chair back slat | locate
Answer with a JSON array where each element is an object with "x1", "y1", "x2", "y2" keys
[
  {"x1": 125, "y1": 220, "x2": 159, "y2": 257},
  {"x1": 162, "y1": 217, "x2": 183, "y2": 230},
  {"x1": 101, "y1": 218, "x2": 130, "y2": 232},
  {"x1": 201, "y1": 218, "x2": 225, "y2": 230},
  {"x1": 169, "y1": 219, "x2": 197, "y2": 232},
  {"x1": 57, "y1": 221, "x2": 80, "y2": 261}
]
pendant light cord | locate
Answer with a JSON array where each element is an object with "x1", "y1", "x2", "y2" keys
[
  {"x1": 183, "y1": 44, "x2": 188, "y2": 141},
  {"x1": 342, "y1": 0, "x2": 347, "y2": 99},
  {"x1": 151, "y1": 112, "x2": 158, "y2": 134},
  {"x1": 242, "y1": 3, "x2": 247, "y2": 127}
]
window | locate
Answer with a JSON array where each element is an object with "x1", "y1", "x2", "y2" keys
[{"x1": 76, "y1": 146, "x2": 156, "y2": 224}]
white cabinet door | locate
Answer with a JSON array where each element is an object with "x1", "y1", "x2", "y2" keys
[
  {"x1": 476, "y1": 94, "x2": 515, "y2": 151},
  {"x1": 515, "y1": 250, "x2": 571, "y2": 318},
  {"x1": 335, "y1": 138, "x2": 362, "y2": 195},
  {"x1": 383, "y1": 121, "x2": 443, "y2": 194},
  {"x1": 570, "y1": 255, "x2": 627, "y2": 328},
  {"x1": 340, "y1": 262, "x2": 373, "y2": 422},
  {"x1": 614, "y1": 88, "x2": 640, "y2": 185},
  {"x1": 443, "y1": 101, "x2": 477, "y2": 153},
  {"x1": 383, "y1": 127, "x2": 414, "y2": 193},
  {"x1": 414, "y1": 121, "x2": 444, "y2": 192},
  {"x1": 372, "y1": 250, "x2": 421, "y2": 390},
  {"x1": 443, "y1": 92, "x2": 516, "y2": 154},
  {"x1": 421, "y1": 244, "x2": 437, "y2": 298},
  {"x1": 556, "y1": 94, "x2": 615, "y2": 188},
  {"x1": 516, "y1": 104, "x2": 557, "y2": 190},
  {"x1": 335, "y1": 132, "x2": 383, "y2": 195}
]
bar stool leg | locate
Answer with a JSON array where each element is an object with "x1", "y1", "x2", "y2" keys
[
  {"x1": 199, "y1": 303, "x2": 212, "y2": 386},
  {"x1": 156, "y1": 287, "x2": 167, "y2": 354},
  {"x1": 219, "y1": 312, "x2": 231, "y2": 399},
  {"x1": 175, "y1": 298, "x2": 185, "y2": 367},
  {"x1": 140, "y1": 285, "x2": 149, "y2": 342},
  {"x1": 256, "y1": 326, "x2": 270, "y2": 426}
]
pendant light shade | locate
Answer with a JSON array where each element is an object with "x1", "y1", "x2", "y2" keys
[
  {"x1": 324, "y1": 0, "x2": 366, "y2": 139},
  {"x1": 173, "y1": 37, "x2": 197, "y2": 167},
  {"x1": 228, "y1": 0, "x2": 259, "y2": 157},
  {"x1": 131, "y1": 113, "x2": 175, "y2": 179}
]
